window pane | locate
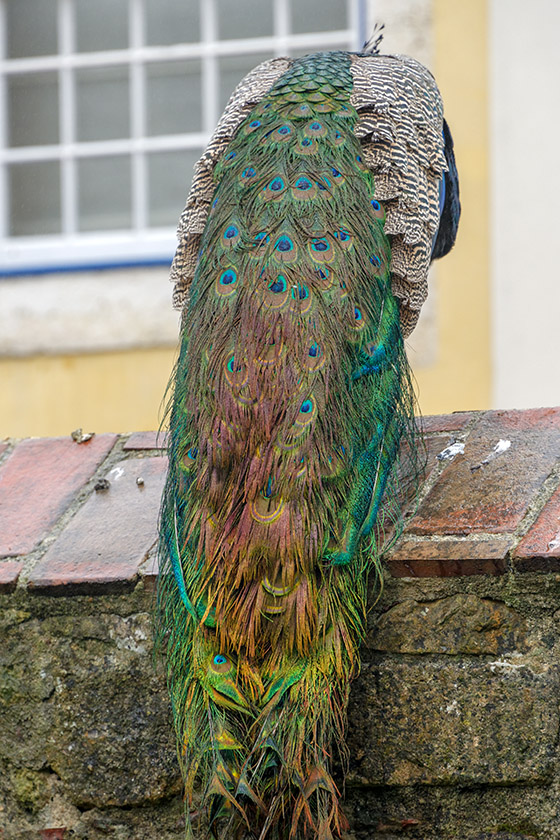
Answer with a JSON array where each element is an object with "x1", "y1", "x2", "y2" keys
[
  {"x1": 148, "y1": 149, "x2": 201, "y2": 227},
  {"x1": 290, "y1": 0, "x2": 347, "y2": 34},
  {"x1": 8, "y1": 73, "x2": 59, "y2": 148},
  {"x1": 6, "y1": 0, "x2": 58, "y2": 59},
  {"x1": 76, "y1": 66, "x2": 130, "y2": 142},
  {"x1": 78, "y1": 156, "x2": 131, "y2": 231},
  {"x1": 9, "y1": 161, "x2": 61, "y2": 236},
  {"x1": 145, "y1": 0, "x2": 200, "y2": 45},
  {"x1": 219, "y1": 53, "x2": 272, "y2": 113},
  {"x1": 146, "y1": 60, "x2": 202, "y2": 136},
  {"x1": 75, "y1": 0, "x2": 129, "y2": 53},
  {"x1": 216, "y1": 0, "x2": 273, "y2": 40}
]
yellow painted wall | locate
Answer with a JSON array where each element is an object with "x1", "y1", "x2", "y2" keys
[
  {"x1": 1, "y1": 1, "x2": 490, "y2": 438},
  {"x1": 413, "y1": 0, "x2": 491, "y2": 414},
  {"x1": 0, "y1": 347, "x2": 177, "y2": 439}
]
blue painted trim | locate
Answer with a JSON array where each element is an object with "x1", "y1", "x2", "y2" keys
[{"x1": 0, "y1": 257, "x2": 173, "y2": 279}]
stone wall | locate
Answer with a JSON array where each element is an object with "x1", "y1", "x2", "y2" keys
[{"x1": 1, "y1": 408, "x2": 560, "y2": 839}]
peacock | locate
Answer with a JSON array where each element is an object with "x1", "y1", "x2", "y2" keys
[{"x1": 157, "y1": 40, "x2": 460, "y2": 840}]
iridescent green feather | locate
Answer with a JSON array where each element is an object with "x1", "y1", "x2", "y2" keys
[{"x1": 156, "y1": 51, "x2": 423, "y2": 840}]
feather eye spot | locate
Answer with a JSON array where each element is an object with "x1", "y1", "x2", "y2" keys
[
  {"x1": 278, "y1": 125, "x2": 291, "y2": 135},
  {"x1": 310, "y1": 121, "x2": 322, "y2": 131},
  {"x1": 371, "y1": 200, "x2": 381, "y2": 211},
  {"x1": 219, "y1": 269, "x2": 236, "y2": 286},
  {"x1": 370, "y1": 254, "x2": 381, "y2": 266},
  {"x1": 276, "y1": 235, "x2": 293, "y2": 253},
  {"x1": 354, "y1": 307, "x2": 362, "y2": 321},
  {"x1": 309, "y1": 343, "x2": 319, "y2": 357},
  {"x1": 224, "y1": 225, "x2": 239, "y2": 240},
  {"x1": 331, "y1": 167, "x2": 342, "y2": 178},
  {"x1": 249, "y1": 120, "x2": 261, "y2": 128},
  {"x1": 269, "y1": 177, "x2": 284, "y2": 192},
  {"x1": 300, "y1": 399, "x2": 313, "y2": 414},
  {"x1": 226, "y1": 151, "x2": 236, "y2": 161},
  {"x1": 210, "y1": 653, "x2": 232, "y2": 674},
  {"x1": 254, "y1": 231, "x2": 270, "y2": 248},
  {"x1": 301, "y1": 138, "x2": 312, "y2": 147},
  {"x1": 295, "y1": 177, "x2": 311, "y2": 191},
  {"x1": 291, "y1": 284, "x2": 309, "y2": 300},
  {"x1": 334, "y1": 229, "x2": 350, "y2": 242},
  {"x1": 242, "y1": 166, "x2": 256, "y2": 179},
  {"x1": 311, "y1": 238, "x2": 329, "y2": 252},
  {"x1": 227, "y1": 355, "x2": 244, "y2": 374},
  {"x1": 268, "y1": 275, "x2": 287, "y2": 293},
  {"x1": 187, "y1": 446, "x2": 198, "y2": 459}
]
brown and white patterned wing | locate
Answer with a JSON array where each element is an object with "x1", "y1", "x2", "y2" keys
[
  {"x1": 350, "y1": 54, "x2": 446, "y2": 336},
  {"x1": 170, "y1": 57, "x2": 293, "y2": 310}
]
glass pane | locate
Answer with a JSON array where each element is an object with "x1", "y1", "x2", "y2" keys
[
  {"x1": 290, "y1": 0, "x2": 347, "y2": 34},
  {"x1": 78, "y1": 156, "x2": 131, "y2": 231},
  {"x1": 216, "y1": 0, "x2": 273, "y2": 40},
  {"x1": 145, "y1": 0, "x2": 200, "y2": 45},
  {"x1": 75, "y1": 0, "x2": 129, "y2": 52},
  {"x1": 8, "y1": 73, "x2": 59, "y2": 148},
  {"x1": 9, "y1": 161, "x2": 61, "y2": 236},
  {"x1": 76, "y1": 66, "x2": 130, "y2": 142},
  {"x1": 219, "y1": 53, "x2": 272, "y2": 113},
  {"x1": 146, "y1": 61, "x2": 202, "y2": 136},
  {"x1": 148, "y1": 149, "x2": 201, "y2": 227},
  {"x1": 6, "y1": 0, "x2": 58, "y2": 58}
]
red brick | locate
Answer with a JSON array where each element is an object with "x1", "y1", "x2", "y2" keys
[
  {"x1": 0, "y1": 435, "x2": 118, "y2": 558},
  {"x1": 407, "y1": 408, "x2": 560, "y2": 536},
  {"x1": 28, "y1": 456, "x2": 168, "y2": 594},
  {"x1": 0, "y1": 559, "x2": 24, "y2": 591},
  {"x1": 397, "y1": 434, "x2": 458, "y2": 520},
  {"x1": 513, "y1": 483, "x2": 560, "y2": 572},
  {"x1": 418, "y1": 411, "x2": 475, "y2": 434},
  {"x1": 123, "y1": 431, "x2": 168, "y2": 451},
  {"x1": 386, "y1": 536, "x2": 512, "y2": 577}
]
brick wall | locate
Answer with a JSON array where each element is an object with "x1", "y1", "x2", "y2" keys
[{"x1": 1, "y1": 408, "x2": 560, "y2": 839}]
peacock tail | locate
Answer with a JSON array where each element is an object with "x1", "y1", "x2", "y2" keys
[{"x1": 157, "y1": 47, "x2": 459, "y2": 840}]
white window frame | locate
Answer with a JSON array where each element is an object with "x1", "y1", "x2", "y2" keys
[{"x1": 0, "y1": 0, "x2": 365, "y2": 276}]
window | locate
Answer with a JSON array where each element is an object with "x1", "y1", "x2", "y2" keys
[{"x1": 0, "y1": 0, "x2": 364, "y2": 274}]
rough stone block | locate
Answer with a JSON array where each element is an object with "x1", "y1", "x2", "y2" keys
[
  {"x1": 0, "y1": 435, "x2": 118, "y2": 558},
  {"x1": 369, "y1": 594, "x2": 527, "y2": 655},
  {"x1": 347, "y1": 658, "x2": 559, "y2": 787},
  {"x1": 28, "y1": 456, "x2": 167, "y2": 594},
  {"x1": 0, "y1": 604, "x2": 180, "y2": 816},
  {"x1": 346, "y1": 781, "x2": 554, "y2": 840},
  {"x1": 408, "y1": 408, "x2": 560, "y2": 536}
]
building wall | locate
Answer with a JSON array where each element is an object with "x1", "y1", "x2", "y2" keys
[
  {"x1": 490, "y1": 0, "x2": 560, "y2": 409},
  {"x1": 7, "y1": 0, "x2": 553, "y2": 437}
]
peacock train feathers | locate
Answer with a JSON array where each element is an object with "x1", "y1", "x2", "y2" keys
[{"x1": 157, "y1": 46, "x2": 460, "y2": 840}]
